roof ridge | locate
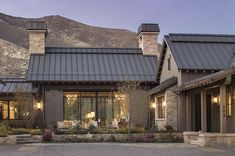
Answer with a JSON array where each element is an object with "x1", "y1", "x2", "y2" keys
[
  {"x1": 169, "y1": 33, "x2": 235, "y2": 37},
  {"x1": 45, "y1": 47, "x2": 141, "y2": 50}
]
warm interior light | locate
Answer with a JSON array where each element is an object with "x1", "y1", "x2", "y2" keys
[
  {"x1": 213, "y1": 97, "x2": 218, "y2": 103},
  {"x1": 152, "y1": 103, "x2": 156, "y2": 109},
  {"x1": 163, "y1": 101, "x2": 166, "y2": 107},
  {"x1": 37, "y1": 102, "x2": 41, "y2": 109}
]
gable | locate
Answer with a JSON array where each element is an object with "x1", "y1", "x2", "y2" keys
[{"x1": 166, "y1": 34, "x2": 235, "y2": 71}]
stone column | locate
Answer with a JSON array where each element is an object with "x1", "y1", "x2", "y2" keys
[
  {"x1": 201, "y1": 90, "x2": 207, "y2": 132},
  {"x1": 186, "y1": 94, "x2": 192, "y2": 131},
  {"x1": 220, "y1": 85, "x2": 227, "y2": 133}
]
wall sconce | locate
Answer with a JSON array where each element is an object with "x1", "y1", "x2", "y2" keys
[
  {"x1": 37, "y1": 102, "x2": 41, "y2": 110},
  {"x1": 213, "y1": 97, "x2": 218, "y2": 103},
  {"x1": 152, "y1": 103, "x2": 157, "y2": 109},
  {"x1": 163, "y1": 101, "x2": 166, "y2": 107}
]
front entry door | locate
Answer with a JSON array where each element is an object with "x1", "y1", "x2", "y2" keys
[{"x1": 194, "y1": 94, "x2": 201, "y2": 131}]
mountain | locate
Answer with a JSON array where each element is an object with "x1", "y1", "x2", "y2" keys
[{"x1": 0, "y1": 13, "x2": 158, "y2": 77}]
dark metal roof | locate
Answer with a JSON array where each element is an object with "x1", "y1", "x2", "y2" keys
[
  {"x1": 27, "y1": 48, "x2": 157, "y2": 82},
  {"x1": 165, "y1": 33, "x2": 235, "y2": 70},
  {"x1": 45, "y1": 47, "x2": 142, "y2": 54},
  {"x1": 27, "y1": 21, "x2": 47, "y2": 30},
  {"x1": 138, "y1": 23, "x2": 160, "y2": 35},
  {"x1": 175, "y1": 67, "x2": 235, "y2": 92},
  {"x1": 0, "y1": 78, "x2": 35, "y2": 94},
  {"x1": 149, "y1": 77, "x2": 177, "y2": 95}
]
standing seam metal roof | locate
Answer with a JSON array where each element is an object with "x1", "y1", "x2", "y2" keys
[
  {"x1": 0, "y1": 78, "x2": 34, "y2": 93},
  {"x1": 27, "y1": 48, "x2": 157, "y2": 82},
  {"x1": 166, "y1": 33, "x2": 235, "y2": 71}
]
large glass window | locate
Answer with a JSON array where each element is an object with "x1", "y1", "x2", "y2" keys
[
  {"x1": 0, "y1": 100, "x2": 29, "y2": 120},
  {"x1": 157, "y1": 96, "x2": 166, "y2": 119},
  {"x1": 64, "y1": 92, "x2": 128, "y2": 128}
]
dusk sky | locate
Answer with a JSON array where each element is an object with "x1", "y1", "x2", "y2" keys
[{"x1": 1, "y1": 0, "x2": 235, "y2": 41}]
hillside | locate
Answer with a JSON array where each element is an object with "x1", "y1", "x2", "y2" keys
[{"x1": 0, "y1": 13, "x2": 158, "y2": 77}]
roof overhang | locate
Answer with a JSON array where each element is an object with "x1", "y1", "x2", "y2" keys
[
  {"x1": 149, "y1": 76, "x2": 177, "y2": 95},
  {"x1": 175, "y1": 67, "x2": 235, "y2": 93}
]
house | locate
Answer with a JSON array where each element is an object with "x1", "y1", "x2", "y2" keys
[
  {"x1": 0, "y1": 22, "x2": 159, "y2": 128},
  {"x1": 150, "y1": 33, "x2": 235, "y2": 134}
]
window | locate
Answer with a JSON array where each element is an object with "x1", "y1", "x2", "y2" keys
[
  {"x1": 167, "y1": 55, "x2": 171, "y2": 71},
  {"x1": 64, "y1": 92, "x2": 128, "y2": 128},
  {"x1": 0, "y1": 101, "x2": 29, "y2": 120},
  {"x1": 226, "y1": 86, "x2": 232, "y2": 117},
  {"x1": 157, "y1": 97, "x2": 166, "y2": 118}
]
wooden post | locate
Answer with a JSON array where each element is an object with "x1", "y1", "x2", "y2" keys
[
  {"x1": 220, "y1": 85, "x2": 227, "y2": 133},
  {"x1": 186, "y1": 94, "x2": 192, "y2": 131},
  {"x1": 201, "y1": 89, "x2": 207, "y2": 132}
]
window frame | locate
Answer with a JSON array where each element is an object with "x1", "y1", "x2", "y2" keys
[
  {"x1": 226, "y1": 86, "x2": 232, "y2": 117},
  {"x1": 167, "y1": 55, "x2": 171, "y2": 71},
  {"x1": 156, "y1": 96, "x2": 166, "y2": 119}
]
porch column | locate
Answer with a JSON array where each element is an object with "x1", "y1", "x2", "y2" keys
[
  {"x1": 220, "y1": 85, "x2": 227, "y2": 133},
  {"x1": 186, "y1": 94, "x2": 192, "y2": 131},
  {"x1": 201, "y1": 89, "x2": 207, "y2": 132}
]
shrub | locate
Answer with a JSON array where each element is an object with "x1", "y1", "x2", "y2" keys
[
  {"x1": 30, "y1": 129, "x2": 42, "y2": 135},
  {"x1": 90, "y1": 128, "x2": 106, "y2": 134},
  {"x1": 42, "y1": 130, "x2": 53, "y2": 142},
  {"x1": 117, "y1": 128, "x2": 128, "y2": 134},
  {"x1": 0, "y1": 121, "x2": 10, "y2": 133},
  {"x1": 130, "y1": 127, "x2": 145, "y2": 133},
  {"x1": 10, "y1": 128, "x2": 30, "y2": 135},
  {"x1": 0, "y1": 133, "x2": 8, "y2": 137},
  {"x1": 74, "y1": 127, "x2": 89, "y2": 134},
  {"x1": 165, "y1": 125, "x2": 174, "y2": 133}
]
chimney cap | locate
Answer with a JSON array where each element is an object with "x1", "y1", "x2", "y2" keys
[
  {"x1": 138, "y1": 23, "x2": 160, "y2": 35},
  {"x1": 27, "y1": 21, "x2": 47, "y2": 31}
]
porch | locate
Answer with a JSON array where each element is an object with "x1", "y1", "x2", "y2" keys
[{"x1": 177, "y1": 68, "x2": 235, "y2": 146}]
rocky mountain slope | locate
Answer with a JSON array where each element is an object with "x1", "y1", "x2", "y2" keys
[{"x1": 0, "y1": 12, "x2": 158, "y2": 77}]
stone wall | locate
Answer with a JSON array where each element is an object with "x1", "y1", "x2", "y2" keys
[
  {"x1": 0, "y1": 136, "x2": 16, "y2": 144},
  {"x1": 130, "y1": 89, "x2": 148, "y2": 127},
  {"x1": 139, "y1": 32, "x2": 159, "y2": 56},
  {"x1": 29, "y1": 30, "x2": 46, "y2": 54},
  {"x1": 165, "y1": 85, "x2": 178, "y2": 130}
]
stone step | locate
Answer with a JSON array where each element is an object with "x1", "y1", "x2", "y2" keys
[{"x1": 16, "y1": 135, "x2": 41, "y2": 144}]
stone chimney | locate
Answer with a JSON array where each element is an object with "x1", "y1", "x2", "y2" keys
[
  {"x1": 27, "y1": 21, "x2": 47, "y2": 54},
  {"x1": 137, "y1": 23, "x2": 160, "y2": 57}
]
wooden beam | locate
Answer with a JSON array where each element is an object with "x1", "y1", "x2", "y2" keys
[
  {"x1": 201, "y1": 89, "x2": 207, "y2": 132},
  {"x1": 220, "y1": 85, "x2": 227, "y2": 133}
]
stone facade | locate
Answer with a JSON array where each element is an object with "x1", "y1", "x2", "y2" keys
[
  {"x1": 29, "y1": 30, "x2": 46, "y2": 54},
  {"x1": 165, "y1": 85, "x2": 178, "y2": 130},
  {"x1": 138, "y1": 32, "x2": 159, "y2": 57},
  {"x1": 129, "y1": 89, "x2": 148, "y2": 127}
]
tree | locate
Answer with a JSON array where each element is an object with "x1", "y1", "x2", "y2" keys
[{"x1": 117, "y1": 81, "x2": 140, "y2": 140}]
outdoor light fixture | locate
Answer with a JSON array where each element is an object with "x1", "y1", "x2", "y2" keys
[
  {"x1": 37, "y1": 102, "x2": 41, "y2": 109},
  {"x1": 163, "y1": 101, "x2": 166, "y2": 107},
  {"x1": 152, "y1": 103, "x2": 156, "y2": 109},
  {"x1": 213, "y1": 97, "x2": 218, "y2": 103}
]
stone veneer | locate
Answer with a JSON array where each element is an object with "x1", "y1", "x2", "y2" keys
[
  {"x1": 138, "y1": 32, "x2": 159, "y2": 57},
  {"x1": 165, "y1": 85, "x2": 178, "y2": 130},
  {"x1": 29, "y1": 30, "x2": 46, "y2": 54},
  {"x1": 183, "y1": 131, "x2": 235, "y2": 147}
]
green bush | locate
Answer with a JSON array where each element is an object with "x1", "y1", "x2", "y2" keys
[
  {"x1": 0, "y1": 121, "x2": 10, "y2": 133},
  {"x1": 30, "y1": 129, "x2": 42, "y2": 135},
  {"x1": 117, "y1": 128, "x2": 128, "y2": 134},
  {"x1": 131, "y1": 127, "x2": 145, "y2": 133},
  {"x1": 90, "y1": 128, "x2": 106, "y2": 134},
  {"x1": 10, "y1": 128, "x2": 30, "y2": 135},
  {"x1": 0, "y1": 133, "x2": 8, "y2": 137}
]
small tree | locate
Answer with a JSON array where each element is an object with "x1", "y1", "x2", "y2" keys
[{"x1": 117, "y1": 81, "x2": 140, "y2": 140}]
